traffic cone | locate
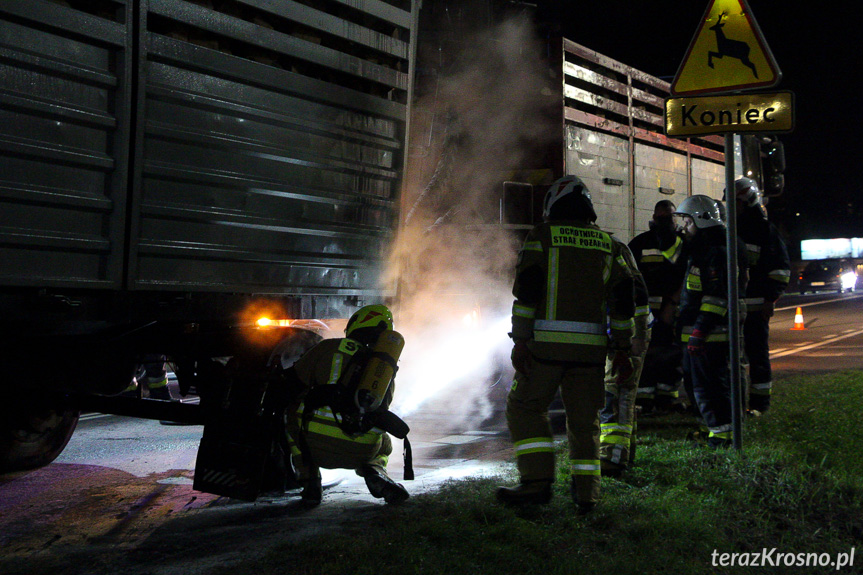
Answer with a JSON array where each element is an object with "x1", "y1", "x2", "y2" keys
[{"x1": 791, "y1": 306, "x2": 805, "y2": 330}]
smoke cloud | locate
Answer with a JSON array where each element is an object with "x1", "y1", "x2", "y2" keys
[{"x1": 386, "y1": 13, "x2": 557, "y2": 430}]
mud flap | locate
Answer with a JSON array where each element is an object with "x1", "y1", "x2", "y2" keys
[
  {"x1": 194, "y1": 426, "x2": 269, "y2": 501},
  {"x1": 193, "y1": 368, "x2": 274, "y2": 501}
]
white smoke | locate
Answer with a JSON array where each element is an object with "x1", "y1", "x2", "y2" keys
[{"x1": 386, "y1": 14, "x2": 556, "y2": 429}]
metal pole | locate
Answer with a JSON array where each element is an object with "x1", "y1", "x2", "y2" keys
[{"x1": 725, "y1": 133, "x2": 743, "y2": 451}]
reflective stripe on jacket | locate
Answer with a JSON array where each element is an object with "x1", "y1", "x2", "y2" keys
[{"x1": 512, "y1": 220, "x2": 635, "y2": 363}]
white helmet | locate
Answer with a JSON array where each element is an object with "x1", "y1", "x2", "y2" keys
[
  {"x1": 542, "y1": 175, "x2": 596, "y2": 221},
  {"x1": 730, "y1": 177, "x2": 762, "y2": 207},
  {"x1": 675, "y1": 195, "x2": 725, "y2": 229}
]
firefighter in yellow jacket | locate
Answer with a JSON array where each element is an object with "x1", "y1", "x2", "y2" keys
[
  {"x1": 497, "y1": 176, "x2": 636, "y2": 514},
  {"x1": 599, "y1": 238, "x2": 651, "y2": 476},
  {"x1": 278, "y1": 305, "x2": 410, "y2": 506}
]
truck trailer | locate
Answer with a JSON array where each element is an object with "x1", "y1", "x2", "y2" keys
[
  {"x1": 0, "y1": 0, "x2": 783, "y2": 497},
  {"x1": 0, "y1": 0, "x2": 420, "y2": 487}
]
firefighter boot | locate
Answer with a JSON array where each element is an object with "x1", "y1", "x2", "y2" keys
[
  {"x1": 569, "y1": 479, "x2": 596, "y2": 515},
  {"x1": 362, "y1": 465, "x2": 409, "y2": 504},
  {"x1": 301, "y1": 467, "x2": 322, "y2": 506},
  {"x1": 496, "y1": 480, "x2": 552, "y2": 505}
]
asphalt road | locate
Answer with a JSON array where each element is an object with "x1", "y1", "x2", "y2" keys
[
  {"x1": 1, "y1": 290, "x2": 861, "y2": 574},
  {"x1": 770, "y1": 291, "x2": 863, "y2": 372}
]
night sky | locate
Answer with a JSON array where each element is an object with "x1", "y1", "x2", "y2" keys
[{"x1": 545, "y1": 1, "x2": 860, "y2": 252}]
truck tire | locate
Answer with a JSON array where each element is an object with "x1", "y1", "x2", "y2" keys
[{"x1": 0, "y1": 399, "x2": 79, "y2": 473}]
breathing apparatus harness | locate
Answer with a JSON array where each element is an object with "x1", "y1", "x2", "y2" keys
[{"x1": 294, "y1": 329, "x2": 413, "y2": 480}]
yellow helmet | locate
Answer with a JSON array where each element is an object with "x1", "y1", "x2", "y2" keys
[{"x1": 345, "y1": 305, "x2": 394, "y2": 338}]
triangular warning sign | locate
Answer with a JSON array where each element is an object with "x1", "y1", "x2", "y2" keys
[{"x1": 671, "y1": 0, "x2": 781, "y2": 96}]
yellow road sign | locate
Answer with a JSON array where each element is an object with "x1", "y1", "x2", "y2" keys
[
  {"x1": 671, "y1": 0, "x2": 781, "y2": 96},
  {"x1": 665, "y1": 91, "x2": 794, "y2": 137}
]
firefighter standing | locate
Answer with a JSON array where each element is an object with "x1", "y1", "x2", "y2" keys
[
  {"x1": 627, "y1": 200, "x2": 688, "y2": 413},
  {"x1": 675, "y1": 196, "x2": 748, "y2": 448},
  {"x1": 497, "y1": 175, "x2": 636, "y2": 514},
  {"x1": 599, "y1": 238, "x2": 650, "y2": 476},
  {"x1": 274, "y1": 305, "x2": 410, "y2": 506},
  {"x1": 732, "y1": 178, "x2": 791, "y2": 414}
]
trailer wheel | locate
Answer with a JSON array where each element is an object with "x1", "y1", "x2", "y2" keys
[{"x1": 0, "y1": 398, "x2": 79, "y2": 474}]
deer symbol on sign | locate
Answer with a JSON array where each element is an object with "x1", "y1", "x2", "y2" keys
[{"x1": 707, "y1": 11, "x2": 758, "y2": 78}]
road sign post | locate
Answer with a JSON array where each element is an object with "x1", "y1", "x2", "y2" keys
[
  {"x1": 724, "y1": 133, "x2": 743, "y2": 451},
  {"x1": 668, "y1": 0, "x2": 791, "y2": 451}
]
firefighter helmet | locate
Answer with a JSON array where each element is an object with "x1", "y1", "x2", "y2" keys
[
  {"x1": 542, "y1": 175, "x2": 597, "y2": 222},
  {"x1": 674, "y1": 195, "x2": 724, "y2": 229},
  {"x1": 729, "y1": 177, "x2": 762, "y2": 207},
  {"x1": 346, "y1": 305, "x2": 394, "y2": 338}
]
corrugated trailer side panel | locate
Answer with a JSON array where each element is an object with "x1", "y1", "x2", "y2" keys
[
  {"x1": 0, "y1": 0, "x2": 418, "y2": 303},
  {"x1": 132, "y1": 0, "x2": 416, "y2": 296},
  {"x1": 560, "y1": 39, "x2": 725, "y2": 242},
  {"x1": 0, "y1": 0, "x2": 132, "y2": 289}
]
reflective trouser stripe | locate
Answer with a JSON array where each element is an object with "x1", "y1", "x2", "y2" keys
[
  {"x1": 600, "y1": 423, "x2": 632, "y2": 447},
  {"x1": 709, "y1": 424, "x2": 733, "y2": 440},
  {"x1": 656, "y1": 383, "x2": 679, "y2": 397},
  {"x1": 750, "y1": 381, "x2": 772, "y2": 395},
  {"x1": 610, "y1": 317, "x2": 635, "y2": 331},
  {"x1": 147, "y1": 377, "x2": 168, "y2": 389},
  {"x1": 514, "y1": 437, "x2": 555, "y2": 456},
  {"x1": 571, "y1": 459, "x2": 601, "y2": 476},
  {"x1": 637, "y1": 386, "x2": 655, "y2": 398}
]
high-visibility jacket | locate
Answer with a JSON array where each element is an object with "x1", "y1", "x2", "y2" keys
[
  {"x1": 511, "y1": 219, "x2": 635, "y2": 363},
  {"x1": 738, "y1": 206, "x2": 791, "y2": 311},
  {"x1": 678, "y1": 226, "x2": 749, "y2": 343},
  {"x1": 290, "y1": 338, "x2": 391, "y2": 452},
  {"x1": 627, "y1": 227, "x2": 687, "y2": 315}
]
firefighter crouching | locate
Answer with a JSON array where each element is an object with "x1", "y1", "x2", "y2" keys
[
  {"x1": 497, "y1": 175, "x2": 636, "y2": 514},
  {"x1": 271, "y1": 305, "x2": 411, "y2": 506},
  {"x1": 675, "y1": 196, "x2": 748, "y2": 448},
  {"x1": 599, "y1": 239, "x2": 650, "y2": 477}
]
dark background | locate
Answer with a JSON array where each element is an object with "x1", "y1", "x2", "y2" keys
[{"x1": 539, "y1": 1, "x2": 861, "y2": 254}]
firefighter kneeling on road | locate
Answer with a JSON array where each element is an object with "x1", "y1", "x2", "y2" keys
[
  {"x1": 271, "y1": 305, "x2": 411, "y2": 506},
  {"x1": 497, "y1": 175, "x2": 636, "y2": 515}
]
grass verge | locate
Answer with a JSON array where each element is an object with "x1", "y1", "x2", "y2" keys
[{"x1": 218, "y1": 371, "x2": 863, "y2": 575}]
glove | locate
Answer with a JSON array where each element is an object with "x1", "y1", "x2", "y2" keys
[
  {"x1": 687, "y1": 329, "x2": 707, "y2": 356},
  {"x1": 610, "y1": 349, "x2": 634, "y2": 382},
  {"x1": 511, "y1": 340, "x2": 531, "y2": 374}
]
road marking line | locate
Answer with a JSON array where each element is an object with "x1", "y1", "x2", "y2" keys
[
  {"x1": 776, "y1": 294, "x2": 863, "y2": 312},
  {"x1": 771, "y1": 327, "x2": 863, "y2": 358}
]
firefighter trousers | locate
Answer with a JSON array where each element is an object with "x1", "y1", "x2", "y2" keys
[
  {"x1": 636, "y1": 322, "x2": 680, "y2": 408},
  {"x1": 287, "y1": 416, "x2": 392, "y2": 481},
  {"x1": 682, "y1": 342, "x2": 732, "y2": 446},
  {"x1": 743, "y1": 312, "x2": 772, "y2": 411},
  {"x1": 600, "y1": 351, "x2": 645, "y2": 470},
  {"x1": 506, "y1": 359, "x2": 605, "y2": 504}
]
